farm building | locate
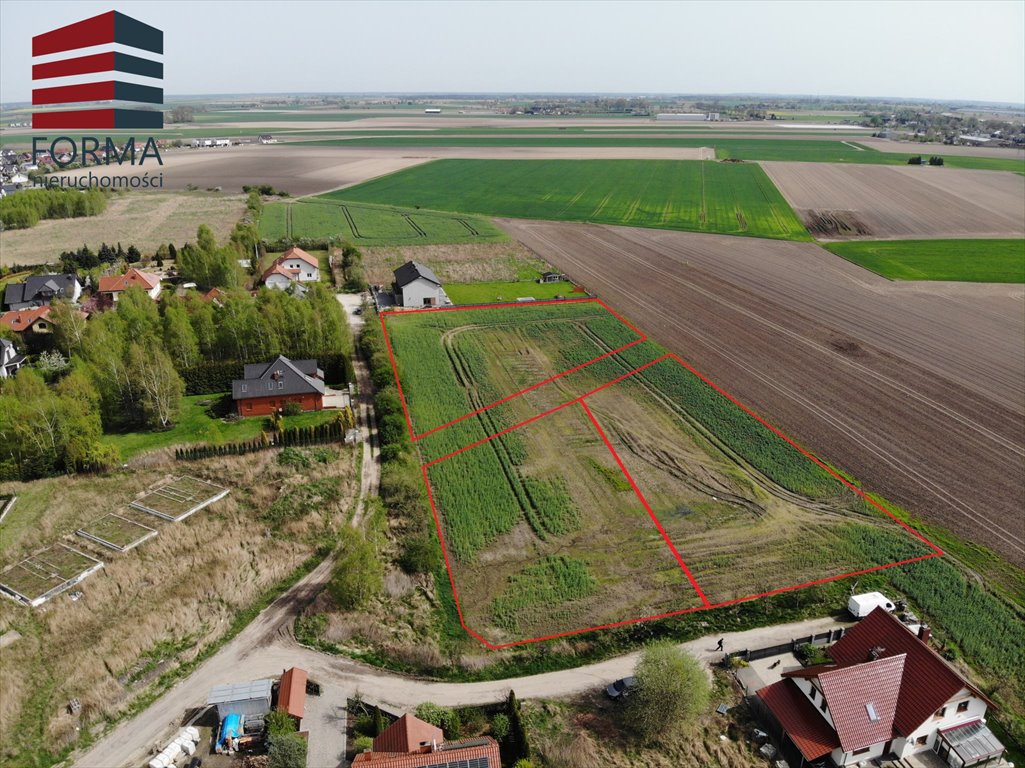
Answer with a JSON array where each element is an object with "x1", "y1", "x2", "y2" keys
[
  {"x1": 97, "y1": 268, "x2": 161, "y2": 302},
  {"x1": 539, "y1": 271, "x2": 565, "y2": 283},
  {"x1": 207, "y1": 679, "x2": 273, "y2": 720},
  {"x1": 3, "y1": 273, "x2": 82, "y2": 310},
  {"x1": 394, "y1": 261, "x2": 450, "y2": 308},
  {"x1": 276, "y1": 667, "x2": 307, "y2": 725},
  {"x1": 262, "y1": 246, "x2": 320, "y2": 289},
  {"x1": 757, "y1": 608, "x2": 1005, "y2": 767},
  {"x1": 231, "y1": 355, "x2": 325, "y2": 416},
  {"x1": 258, "y1": 134, "x2": 274, "y2": 144},
  {"x1": 1, "y1": 338, "x2": 25, "y2": 378},
  {"x1": 352, "y1": 712, "x2": 501, "y2": 767}
]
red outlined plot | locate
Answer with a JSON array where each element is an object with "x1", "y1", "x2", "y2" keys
[
  {"x1": 380, "y1": 298, "x2": 646, "y2": 441},
  {"x1": 386, "y1": 302, "x2": 944, "y2": 648}
]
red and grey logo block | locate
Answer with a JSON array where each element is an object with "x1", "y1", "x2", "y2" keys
[{"x1": 32, "y1": 11, "x2": 163, "y2": 130}]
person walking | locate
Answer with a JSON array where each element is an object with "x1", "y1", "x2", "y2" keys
[{"x1": 716, "y1": 638, "x2": 724, "y2": 652}]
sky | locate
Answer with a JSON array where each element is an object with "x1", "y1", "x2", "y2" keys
[{"x1": 1, "y1": 0, "x2": 1023, "y2": 105}]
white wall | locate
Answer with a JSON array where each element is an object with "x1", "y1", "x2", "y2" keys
[
  {"x1": 281, "y1": 258, "x2": 319, "y2": 282},
  {"x1": 400, "y1": 277, "x2": 443, "y2": 307},
  {"x1": 898, "y1": 689, "x2": 988, "y2": 757}
]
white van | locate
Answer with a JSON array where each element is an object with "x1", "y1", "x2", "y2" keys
[{"x1": 847, "y1": 592, "x2": 896, "y2": 618}]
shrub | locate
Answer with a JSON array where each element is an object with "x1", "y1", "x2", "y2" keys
[
  {"x1": 414, "y1": 702, "x2": 461, "y2": 737},
  {"x1": 282, "y1": 401, "x2": 303, "y2": 416},
  {"x1": 352, "y1": 735, "x2": 374, "y2": 752},
  {"x1": 278, "y1": 447, "x2": 312, "y2": 468},
  {"x1": 266, "y1": 709, "x2": 297, "y2": 737},
  {"x1": 491, "y1": 713, "x2": 510, "y2": 739}
]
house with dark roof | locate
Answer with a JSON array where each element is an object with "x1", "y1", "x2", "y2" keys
[
  {"x1": 0, "y1": 337, "x2": 25, "y2": 378},
  {"x1": 757, "y1": 608, "x2": 1005, "y2": 767},
  {"x1": 393, "y1": 261, "x2": 450, "y2": 308},
  {"x1": 3, "y1": 274, "x2": 82, "y2": 310},
  {"x1": 231, "y1": 355, "x2": 325, "y2": 417},
  {"x1": 352, "y1": 712, "x2": 500, "y2": 768}
]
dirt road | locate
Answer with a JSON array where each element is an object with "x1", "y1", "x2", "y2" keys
[
  {"x1": 73, "y1": 608, "x2": 847, "y2": 768},
  {"x1": 499, "y1": 219, "x2": 1025, "y2": 564}
]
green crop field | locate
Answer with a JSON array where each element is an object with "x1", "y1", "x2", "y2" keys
[
  {"x1": 383, "y1": 302, "x2": 935, "y2": 643},
  {"x1": 444, "y1": 280, "x2": 583, "y2": 304},
  {"x1": 259, "y1": 199, "x2": 507, "y2": 246},
  {"x1": 333, "y1": 159, "x2": 811, "y2": 240},
  {"x1": 825, "y1": 239, "x2": 1025, "y2": 283}
]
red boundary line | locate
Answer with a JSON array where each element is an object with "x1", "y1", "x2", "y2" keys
[
  {"x1": 379, "y1": 298, "x2": 647, "y2": 442},
  {"x1": 394, "y1": 305, "x2": 945, "y2": 649},
  {"x1": 580, "y1": 399, "x2": 710, "y2": 607}
]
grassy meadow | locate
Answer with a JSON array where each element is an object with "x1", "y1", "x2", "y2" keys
[
  {"x1": 332, "y1": 159, "x2": 811, "y2": 240},
  {"x1": 825, "y1": 239, "x2": 1025, "y2": 283}
]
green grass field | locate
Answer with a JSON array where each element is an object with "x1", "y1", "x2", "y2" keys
[
  {"x1": 331, "y1": 159, "x2": 811, "y2": 240},
  {"x1": 824, "y1": 239, "x2": 1025, "y2": 283},
  {"x1": 444, "y1": 280, "x2": 584, "y2": 304},
  {"x1": 101, "y1": 395, "x2": 336, "y2": 458},
  {"x1": 259, "y1": 199, "x2": 507, "y2": 246}
]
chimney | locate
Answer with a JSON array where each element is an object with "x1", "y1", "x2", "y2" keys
[
  {"x1": 918, "y1": 625, "x2": 931, "y2": 644},
  {"x1": 869, "y1": 645, "x2": 886, "y2": 661}
]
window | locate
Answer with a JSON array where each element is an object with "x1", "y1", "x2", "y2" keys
[
  {"x1": 957, "y1": 701, "x2": 970, "y2": 713},
  {"x1": 916, "y1": 735, "x2": 928, "y2": 746},
  {"x1": 809, "y1": 687, "x2": 817, "y2": 701},
  {"x1": 820, "y1": 699, "x2": 828, "y2": 713},
  {"x1": 278, "y1": 380, "x2": 284, "y2": 389},
  {"x1": 267, "y1": 381, "x2": 273, "y2": 391},
  {"x1": 240, "y1": 384, "x2": 247, "y2": 393},
  {"x1": 866, "y1": 702, "x2": 880, "y2": 722},
  {"x1": 853, "y1": 747, "x2": 871, "y2": 756},
  {"x1": 935, "y1": 707, "x2": 947, "y2": 719}
]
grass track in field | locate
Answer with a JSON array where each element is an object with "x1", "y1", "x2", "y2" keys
[
  {"x1": 444, "y1": 280, "x2": 583, "y2": 304},
  {"x1": 332, "y1": 159, "x2": 811, "y2": 240},
  {"x1": 824, "y1": 239, "x2": 1025, "y2": 283},
  {"x1": 259, "y1": 199, "x2": 506, "y2": 246}
]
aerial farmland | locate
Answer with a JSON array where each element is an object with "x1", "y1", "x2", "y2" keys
[{"x1": 381, "y1": 301, "x2": 939, "y2": 645}]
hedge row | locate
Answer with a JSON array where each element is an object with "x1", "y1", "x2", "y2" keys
[
  {"x1": 175, "y1": 421, "x2": 344, "y2": 461},
  {"x1": 180, "y1": 354, "x2": 355, "y2": 395}
]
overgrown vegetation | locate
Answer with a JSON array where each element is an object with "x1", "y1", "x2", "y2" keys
[{"x1": 491, "y1": 557, "x2": 596, "y2": 633}]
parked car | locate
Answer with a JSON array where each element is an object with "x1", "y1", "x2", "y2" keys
[{"x1": 605, "y1": 676, "x2": 638, "y2": 699}]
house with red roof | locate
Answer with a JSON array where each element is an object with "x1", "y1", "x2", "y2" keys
[
  {"x1": 757, "y1": 608, "x2": 1005, "y2": 767},
  {"x1": 0, "y1": 305, "x2": 53, "y2": 335},
  {"x1": 97, "y1": 268, "x2": 162, "y2": 302},
  {"x1": 352, "y1": 712, "x2": 501, "y2": 768},
  {"x1": 261, "y1": 247, "x2": 320, "y2": 290}
]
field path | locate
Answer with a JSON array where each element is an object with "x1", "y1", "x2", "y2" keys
[{"x1": 499, "y1": 219, "x2": 1025, "y2": 564}]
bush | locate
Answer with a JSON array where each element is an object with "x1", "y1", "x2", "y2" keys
[
  {"x1": 352, "y1": 735, "x2": 374, "y2": 753},
  {"x1": 278, "y1": 447, "x2": 312, "y2": 468},
  {"x1": 268, "y1": 731, "x2": 307, "y2": 768},
  {"x1": 491, "y1": 713, "x2": 510, "y2": 740},
  {"x1": 625, "y1": 643, "x2": 710, "y2": 745},
  {"x1": 266, "y1": 709, "x2": 297, "y2": 737},
  {"x1": 328, "y1": 527, "x2": 382, "y2": 609},
  {"x1": 414, "y1": 702, "x2": 461, "y2": 737},
  {"x1": 282, "y1": 401, "x2": 303, "y2": 416}
]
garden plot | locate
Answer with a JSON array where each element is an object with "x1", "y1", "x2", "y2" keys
[
  {"x1": 0, "y1": 545, "x2": 103, "y2": 607},
  {"x1": 76, "y1": 513, "x2": 158, "y2": 553},
  {"x1": 129, "y1": 476, "x2": 229, "y2": 522}
]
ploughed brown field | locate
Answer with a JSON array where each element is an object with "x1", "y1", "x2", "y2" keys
[
  {"x1": 761, "y1": 162, "x2": 1025, "y2": 239},
  {"x1": 500, "y1": 219, "x2": 1025, "y2": 565}
]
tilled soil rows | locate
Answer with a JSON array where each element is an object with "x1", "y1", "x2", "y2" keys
[
  {"x1": 500, "y1": 219, "x2": 1025, "y2": 565},
  {"x1": 762, "y1": 161, "x2": 1025, "y2": 239}
]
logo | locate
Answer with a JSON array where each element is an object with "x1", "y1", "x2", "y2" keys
[{"x1": 32, "y1": 10, "x2": 163, "y2": 130}]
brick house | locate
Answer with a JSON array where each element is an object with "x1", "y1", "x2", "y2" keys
[
  {"x1": 231, "y1": 356, "x2": 325, "y2": 417},
  {"x1": 352, "y1": 712, "x2": 501, "y2": 768},
  {"x1": 757, "y1": 608, "x2": 1005, "y2": 767}
]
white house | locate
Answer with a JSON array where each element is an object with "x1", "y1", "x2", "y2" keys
[
  {"x1": 758, "y1": 608, "x2": 1005, "y2": 767},
  {"x1": 0, "y1": 337, "x2": 25, "y2": 378},
  {"x1": 97, "y1": 268, "x2": 162, "y2": 302},
  {"x1": 261, "y1": 247, "x2": 320, "y2": 290},
  {"x1": 393, "y1": 260, "x2": 450, "y2": 308}
]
